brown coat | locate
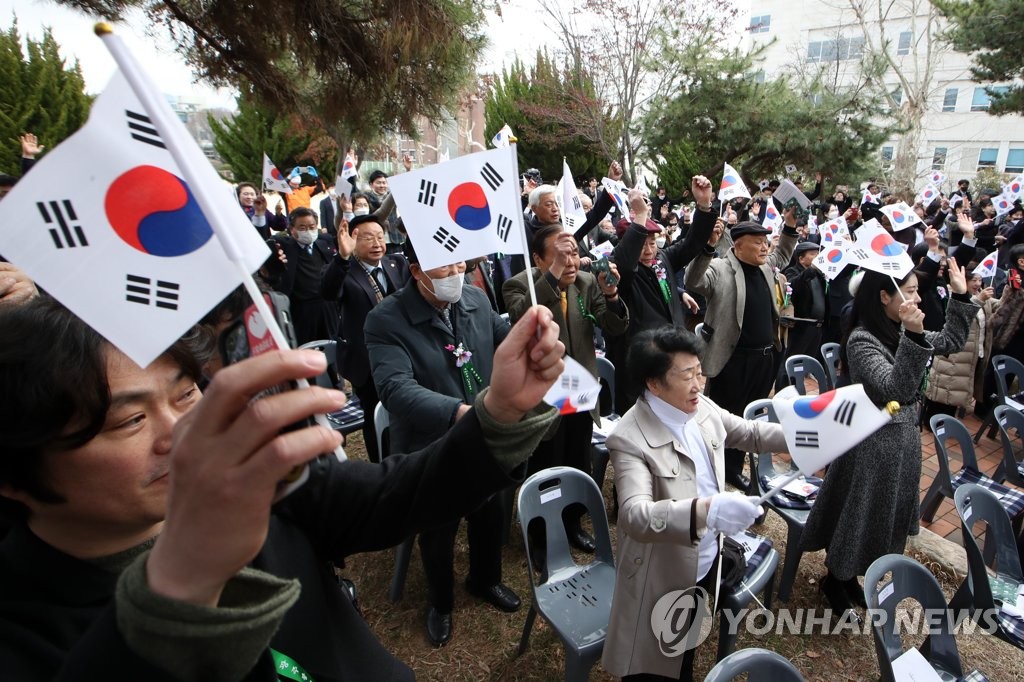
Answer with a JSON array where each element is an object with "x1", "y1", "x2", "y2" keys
[{"x1": 602, "y1": 396, "x2": 786, "y2": 678}]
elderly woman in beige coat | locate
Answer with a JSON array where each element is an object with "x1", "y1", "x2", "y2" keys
[{"x1": 602, "y1": 327, "x2": 787, "y2": 681}]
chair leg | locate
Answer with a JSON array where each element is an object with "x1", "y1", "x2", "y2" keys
[
  {"x1": 778, "y1": 527, "x2": 804, "y2": 602},
  {"x1": 973, "y1": 413, "x2": 992, "y2": 444},
  {"x1": 517, "y1": 605, "x2": 537, "y2": 656},
  {"x1": 763, "y1": 567, "x2": 777, "y2": 612},
  {"x1": 388, "y1": 538, "x2": 413, "y2": 603},
  {"x1": 920, "y1": 478, "x2": 946, "y2": 523},
  {"x1": 563, "y1": 648, "x2": 595, "y2": 682},
  {"x1": 591, "y1": 445, "x2": 609, "y2": 493}
]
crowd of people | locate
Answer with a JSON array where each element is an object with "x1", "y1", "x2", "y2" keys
[{"x1": 1, "y1": 136, "x2": 1023, "y2": 681}]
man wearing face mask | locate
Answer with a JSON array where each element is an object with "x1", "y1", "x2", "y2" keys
[
  {"x1": 266, "y1": 207, "x2": 339, "y2": 345},
  {"x1": 364, "y1": 239, "x2": 517, "y2": 647}
]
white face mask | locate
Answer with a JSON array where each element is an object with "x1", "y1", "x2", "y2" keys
[
  {"x1": 426, "y1": 272, "x2": 464, "y2": 303},
  {"x1": 655, "y1": 237, "x2": 666, "y2": 248},
  {"x1": 828, "y1": 207, "x2": 839, "y2": 219},
  {"x1": 295, "y1": 230, "x2": 317, "y2": 246},
  {"x1": 343, "y1": 211, "x2": 355, "y2": 222},
  {"x1": 354, "y1": 207, "x2": 370, "y2": 216}
]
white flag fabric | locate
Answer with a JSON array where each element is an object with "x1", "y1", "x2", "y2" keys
[
  {"x1": 340, "y1": 153, "x2": 358, "y2": 181},
  {"x1": 813, "y1": 239, "x2": 852, "y2": 280},
  {"x1": 846, "y1": 219, "x2": 914, "y2": 279},
  {"x1": 262, "y1": 153, "x2": 293, "y2": 194},
  {"x1": 916, "y1": 183, "x2": 940, "y2": 208},
  {"x1": 543, "y1": 355, "x2": 602, "y2": 415},
  {"x1": 992, "y1": 192, "x2": 1017, "y2": 217},
  {"x1": 772, "y1": 385, "x2": 892, "y2": 475},
  {"x1": 438, "y1": 149, "x2": 450, "y2": 163},
  {"x1": 635, "y1": 172, "x2": 650, "y2": 197},
  {"x1": 784, "y1": 164, "x2": 797, "y2": 175},
  {"x1": 718, "y1": 163, "x2": 751, "y2": 202},
  {"x1": 762, "y1": 200, "x2": 783, "y2": 236},
  {"x1": 928, "y1": 170, "x2": 947, "y2": 187},
  {"x1": 0, "y1": 70, "x2": 270, "y2": 368},
  {"x1": 820, "y1": 216, "x2": 850, "y2": 240},
  {"x1": 601, "y1": 177, "x2": 631, "y2": 215},
  {"x1": 972, "y1": 250, "x2": 999, "y2": 279},
  {"x1": 335, "y1": 174, "x2": 353, "y2": 201},
  {"x1": 491, "y1": 124, "x2": 514, "y2": 149},
  {"x1": 879, "y1": 201, "x2": 923, "y2": 232},
  {"x1": 1003, "y1": 174, "x2": 1023, "y2": 200},
  {"x1": 560, "y1": 159, "x2": 586, "y2": 232},
  {"x1": 861, "y1": 189, "x2": 881, "y2": 206},
  {"x1": 387, "y1": 147, "x2": 523, "y2": 271}
]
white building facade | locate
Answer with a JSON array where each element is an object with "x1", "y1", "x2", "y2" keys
[{"x1": 741, "y1": 0, "x2": 1023, "y2": 189}]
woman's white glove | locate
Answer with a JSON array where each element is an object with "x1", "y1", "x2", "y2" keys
[{"x1": 706, "y1": 492, "x2": 763, "y2": 535}]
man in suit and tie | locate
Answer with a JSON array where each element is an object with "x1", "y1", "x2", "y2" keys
[
  {"x1": 318, "y1": 184, "x2": 337, "y2": 237},
  {"x1": 365, "y1": 240, "x2": 518, "y2": 647},
  {"x1": 503, "y1": 225, "x2": 629, "y2": 552},
  {"x1": 321, "y1": 213, "x2": 410, "y2": 463},
  {"x1": 266, "y1": 207, "x2": 339, "y2": 346}
]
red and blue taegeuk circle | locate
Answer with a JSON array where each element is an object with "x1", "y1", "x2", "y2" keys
[
  {"x1": 447, "y1": 182, "x2": 491, "y2": 230},
  {"x1": 890, "y1": 209, "x2": 907, "y2": 224},
  {"x1": 827, "y1": 249, "x2": 843, "y2": 263},
  {"x1": 871, "y1": 233, "x2": 903, "y2": 257},
  {"x1": 721, "y1": 173, "x2": 738, "y2": 188},
  {"x1": 793, "y1": 390, "x2": 836, "y2": 418},
  {"x1": 105, "y1": 165, "x2": 213, "y2": 257}
]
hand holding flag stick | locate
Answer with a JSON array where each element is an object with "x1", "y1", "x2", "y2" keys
[{"x1": 95, "y1": 23, "x2": 345, "y2": 464}]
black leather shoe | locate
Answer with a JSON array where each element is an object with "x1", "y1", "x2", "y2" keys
[
  {"x1": 725, "y1": 471, "x2": 750, "y2": 491},
  {"x1": 426, "y1": 607, "x2": 452, "y2": 647},
  {"x1": 567, "y1": 527, "x2": 597, "y2": 553},
  {"x1": 819, "y1": 573, "x2": 862, "y2": 624},
  {"x1": 465, "y1": 580, "x2": 521, "y2": 612},
  {"x1": 843, "y1": 576, "x2": 868, "y2": 609}
]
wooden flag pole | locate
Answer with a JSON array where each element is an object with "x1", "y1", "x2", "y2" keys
[
  {"x1": 890, "y1": 275, "x2": 910, "y2": 302},
  {"x1": 96, "y1": 24, "x2": 346, "y2": 461},
  {"x1": 508, "y1": 139, "x2": 538, "y2": 309}
]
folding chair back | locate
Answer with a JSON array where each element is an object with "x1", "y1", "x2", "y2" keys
[
  {"x1": 703, "y1": 647, "x2": 805, "y2": 682},
  {"x1": 994, "y1": 405, "x2": 1024, "y2": 487},
  {"x1": 993, "y1": 355, "x2": 1024, "y2": 405},
  {"x1": 596, "y1": 355, "x2": 616, "y2": 417},
  {"x1": 820, "y1": 342, "x2": 841, "y2": 390},
  {"x1": 784, "y1": 354, "x2": 829, "y2": 395},
  {"x1": 864, "y1": 554, "x2": 964, "y2": 681},
  {"x1": 297, "y1": 339, "x2": 340, "y2": 389}
]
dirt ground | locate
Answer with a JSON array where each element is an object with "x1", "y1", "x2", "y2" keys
[{"x1": 338, "y1": 432, "x2": 1024, "y2": 681}]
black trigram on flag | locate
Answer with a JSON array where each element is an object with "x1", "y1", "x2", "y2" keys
[
  {"x1": 126, "y1": 110, "x2": 165, "y2": 148},
  {"x1": 125, "y1": 274, "x2": 180, "y2": 310},
  {"x1": 826, "y1": 265, "x2": 839, "y2": 275},
  {"x1": 848, "y1": 248, "x2": 870, "y2": 261},
  {"x1": 880, "y1": 261, "x2": 902, "y2": 272},
  {"x1": 570, "y1": 194, "x2": 581, "y2": 211},
  {"x1": 795, "y1": 430, "x2": 820, "y2": 448},
  {"x1": 834, "y1": 400, "x2": 857, "y2": 426},
  {"x1": 37, "y1": 200, "x2": 88, "y2": 249},
  {"x1": 561, "y1": 375, "x2": 580, "y2": 391},
  {"x1": 432, "y1": 227, "x2": 460, "y2": 252},
  {"x1": 480, "y1": 162, "x2": 503, "y2": 191},
  {"x1": 418, "y1": 179, "x2": 438, "y2": 206},
  {"x1": 496, "y1": 214, "x2": 513, "y2": 242}
]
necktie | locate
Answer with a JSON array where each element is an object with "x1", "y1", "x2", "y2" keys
[
  {"x1": 372, "y1": 267, "x2": 387, "y2": 294},
  {"x1": 439, "y1": 306, "x2": 453, "y2": 331},
  {"x1": 306, "y1": 244, "x2": 314, "y2": 256},
  {"x1": 560, "y1": 290, "x2": 568, "y2": 319}
]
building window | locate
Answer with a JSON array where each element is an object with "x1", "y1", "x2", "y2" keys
[
  {"x1": 890, "y1": 87, "x2": 903, "y2": 107},
  {"x1": 942, "y1": 88, "x2": 958, "y2": 112},
  {"x1": 881, "y1": 146, "x2": 894, "y2": 162},
  {"x1": 932, "y1": 147, "x2": 947, "y2": 170},
  {"x1": 751, "y1": 70, "x2": 766, "y2": 83},
  {"x1": 897, "y1": 31, "x2": 912, "y2": 56},
  {"x1": 749, "y1": 15, "x2": 771, "y2": 34},
  {"x1": 806, "y1": 36, "x2": 864, "y2": 62},
  {"x1": 977, "y1": 148, "x2": 998, "y2": 169},
  {"x1": 1006, "y1": 149, "x2": 1024, "y2": 174},
  {"x1": 971, "y1": 86, "x2": 1009, "y2": 111}
]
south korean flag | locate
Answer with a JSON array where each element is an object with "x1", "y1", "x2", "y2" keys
[
  {"x1": 0, "y1": 70, "x2": 269, "y2": 368},
  {"x1": 387, "y1": 147, "x2": 524, "y2": 271}
]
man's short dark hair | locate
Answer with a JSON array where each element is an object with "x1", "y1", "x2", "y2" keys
[
  {"x1": 288, "y1": 207, "x2": 317, "y2": 225},
  {"x1": 627, "y1": 326, "x2": 705, "y2": 388},
  {"x1": 531, "y1": 224, "x2": 563, "y2": 260},
  {"x1": 0, "y1": 297, "x2": 205, "y2": 520},
  {"x1": 235, "y1": 182, "x2": 257, "y2": 198},
  {"x1": 0, "y1": 174, "x2": 17, "y2": 188},
  {"x1": 368, "y1": 170, "x2": 388, "y2": 183}
]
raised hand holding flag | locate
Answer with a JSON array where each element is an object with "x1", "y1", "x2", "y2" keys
[
  {"x1": 263, "y1": 153, "x2": 293, "y2": 194},
  {"x1": 973, "y1": 250, "x2": 999, "y2": 286},
  {"x1": 601, "y1": 177, "x2": 631, "y2": 215}
]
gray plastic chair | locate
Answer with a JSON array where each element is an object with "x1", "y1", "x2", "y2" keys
[
  {"x1": 373, "y1": 404, "x2": 415, "y2": 604},
  {"x1": 591, "y1": 355, "x2": 617, "y2": 493},
  {"x1": 993, "y1": 404, "x2": 1024, "y2": 488},
  {"x1": 951, "y1": 484, "x2": 1024, "y2": 651},
  {"x1": 744, "y1": 399, "x2": 809, "y2": 602},
  {"x1": 297, "y1": 339, "x2": 340, "y2": 389},
  {"x1": 820, "y1": 342, "x2": 841, "y2": 389},
  {"x1": 517, "y1": 467, "x2": 614, "y2": 681},
  {"x1": 864, "y1": 554, "x2": 969, "y2": 681},
  {"x1": 703, "y1": 647, "x2": 805, "y2": 681},
  {"x1": 716, "y1": 532, "x2": 779, "y2": 660},
  {"x1": 921, "y1": 414, "x2": 1024, "y2": 534},
  {"x1": 783, "y1": 354, "x2": 830, "y2": 395},
  {"x1": 974, "y1": 354, "x2": 1024, "y2": 443}
]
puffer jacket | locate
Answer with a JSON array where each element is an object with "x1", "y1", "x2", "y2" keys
[{"x1": 925, "y1": 296, "x2": 997, "y2": 408}]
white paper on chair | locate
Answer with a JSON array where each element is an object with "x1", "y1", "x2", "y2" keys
[
  {"x1": 593, "y1": 415, "x2": 619, "y2": 438},
  {"x1": 727, "y1": 530, "x2": 760, "y2": 562},
  {"x1": 1006, "y1": 396, "x2": 1024, "y2": 411},
  {"x1": 890, "y1": 648, "x2": 943, "y2": 681}
]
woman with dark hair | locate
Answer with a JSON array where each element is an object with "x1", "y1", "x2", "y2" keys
[
  {"x1": 602, "y1": 326, "x2": 787, "y2": 681},
  {"x1": 802, "y1": 262, "x2": 976, "y2": 615}
]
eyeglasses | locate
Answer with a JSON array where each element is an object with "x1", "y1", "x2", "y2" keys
[{"x1": 357, "y1": 235, "x2": 386, "y2": 244}]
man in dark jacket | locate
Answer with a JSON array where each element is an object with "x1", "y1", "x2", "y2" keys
[
  {"x1": 0, "y1": 296, "x2": 563, "y2": 681},
  {"x1": 776, "y1": 241, "x2": 829, "y2": 389}
]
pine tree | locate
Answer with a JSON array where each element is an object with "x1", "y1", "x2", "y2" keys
[
  {"x1": 0, "y1": 21, "x2": 90, "y2": 176},
  {"x1": 208, "y1": 94, "x2": 315, "y2": 184}
]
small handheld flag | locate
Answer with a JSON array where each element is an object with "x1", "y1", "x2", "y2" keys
[
  {"x1": 915, "y1": 183, "x2": 940, "y2": 208},
  {"x1": 847, "y1": 219, "x2": 914, "y2": 279},
  {"x1": 718, "y1": 163, "x2": 751, "y2": 202},
  {"x1": 601, "y1": 177, "x2": 631, "y2": 215},
  {"x1": 973, "y1": 250, "x2": 999, "y2": 280},
  {"x1": 491, "y1": 124, "x2": 514, "y2": 149},
  {"x1": 263, "y1": 153, "x2": 293, "y2": 194},
  {"x1": 560, "y1": 159, "x2": 586, "y2": 232},
  {"x1": 543, "y1": 356, "x2": 601, "y2": 415},
  {"x1": 879, "y1": 201, "x2": 922, "y2": 232},
  {"x1": 929, "y1": 170, "x2": 947, "y2": 187}
]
